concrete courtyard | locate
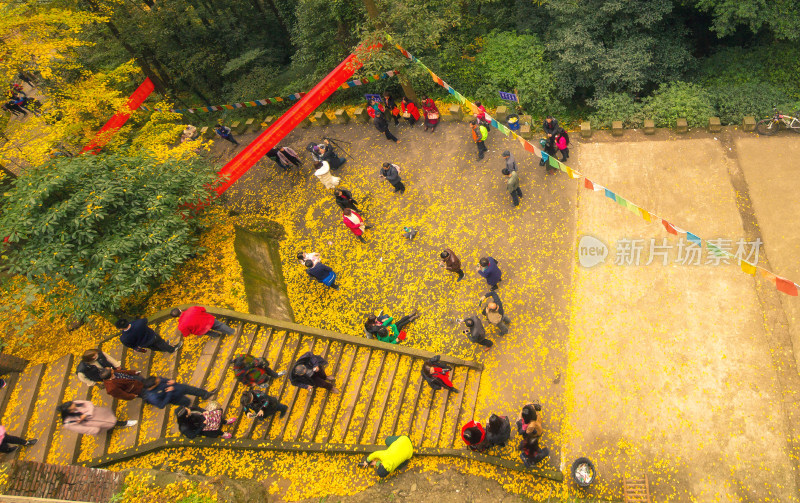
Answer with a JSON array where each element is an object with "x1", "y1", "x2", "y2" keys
[{"x1": 211, "y1": 118, "x2": 800, "y2": 501}]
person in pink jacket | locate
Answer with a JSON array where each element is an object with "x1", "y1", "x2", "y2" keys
[
  {"x1": 342, "y1": 208, "x2": 372, "y2": 243},
  {"x1": 56, "y1": 400, "x2": 137, "y2": 436}
]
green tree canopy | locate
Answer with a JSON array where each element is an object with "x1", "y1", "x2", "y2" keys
[
  {"x1": 0, "y1": 150, "x2": 219, "y2": 320},
  {"x1": 694, "y1": 0, "x2": 800, "y2": 40}
]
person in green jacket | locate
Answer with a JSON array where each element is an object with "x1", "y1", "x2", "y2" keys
[
  {"x1": 359, "y1": 435, "x2": 414, "y2": 477},
  {"x1": 503, "y1": 168, "x2": 523, "y2": 207},
  {"x1": 470, "y1": 120, "x2": 489, "y2": 160},
  {"x1": 364, "y1": 311, "x2": 420, "y2": 344}
]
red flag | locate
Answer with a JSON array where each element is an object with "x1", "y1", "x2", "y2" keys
[
  {"x1": 522, "y1": 141, "x2": 535, "y2": 153},
  {"x1": 584, "y1": 178, "x2": 594, "y2": 190},
  {"x1": 662, "y1": 220, "x2": 678, "y2": 235},
  {"x1": 81, "y1": 78, "x2": 155, "y2": 154},
  {"x1": 775, "y1": 277, "x2": 799, "y2": 296}
]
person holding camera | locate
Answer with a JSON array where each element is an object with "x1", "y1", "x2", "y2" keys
[
  {"x1": 439, "y1": 249, "x2": 465, "y2": 282},
  {"x1": 320, "y1": 139, "x2": 346, "y2": 170},
  {"x1": 420, "y1": 355, "x2": 458, "y2": 393},
  {"x1": 480, "y1": 291, "x2": 511, "y2": 335},
  {"x1": 240, "y1": 389, "x2": 288, "y2": 420},
  {"x1": 463, "y1": 316, "x2": 493, "y2": 352},
  {"x1": 358, "y1": 435, "x2": 414, "y2": 477}
]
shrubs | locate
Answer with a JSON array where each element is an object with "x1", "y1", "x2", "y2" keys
[
  {"x1": 588, "y1": 93, "x2": 642, "y2": 129},
  {"x1": 710, "y1": 82, "x2": 792, "y2": 124},
  {"x1": 639, "y1": 82, "x2": 715, "y2": 128}
]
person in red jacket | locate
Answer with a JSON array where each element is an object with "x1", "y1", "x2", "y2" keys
[
  {"x1": 461, "y1": 420, "x2": 488, "y2": 452},
  {"x1": 342, "y1": 208, "x2": 372, "y2": 243},
  {"x1": 400, "y1": 97, "x2": 420, "y2": 127},
  {"x1": 171, "y1": 306, "x2": 235, "y2": 338}
]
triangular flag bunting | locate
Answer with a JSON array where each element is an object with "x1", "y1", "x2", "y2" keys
[
  {"x1": 640, "y1": 209, "x2": 651, "y2": 222},
  {"x1": 548, "y1": 156, "x2": 560, "y2": 169},
  {"x1": 615, "y1": 195, "x2": 628, "y2": 207},
  {"x1": 662, "y1": 220, "x2": 678, "y2": 235},
  {"x1": 605, "y1": 188, "x2": 616, "y2": 200},
  {"x1": 686, "y1": 232, "x2": 701, "y2": 246},
  {"x1": 584, "y1": 178, "x2": 594, "y2": 190},
  {"x1": 775, "y1": 276, "x2": 799, "y2": 296},
  {"x1": 739, "y1": 260, "x2": 756, "y2": 275}
]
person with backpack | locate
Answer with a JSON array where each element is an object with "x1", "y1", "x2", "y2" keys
[
  {"x1": 503, "y1": 167, "x2": 522, "y2": 207},
  {"x1": 231, "y1": 354, "x2": 284, "y2": 388},
  {"x1": 379, "y1": 162, "x2": 405, "y2": 194},
  {"x1": 470, "y1": 120, "x2": 489, "y2": 160},
  {"x1": 555, "y1": 128, "x2": 570, "y2": 162},
  {"x1": 76, "y1": 349, "x2": 124, "y2": 386},
  {"x1": 214, "y1": 123, "x2": 239, "y2": 146}
]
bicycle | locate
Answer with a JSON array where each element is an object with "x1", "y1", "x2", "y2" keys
[{"x1": 756, "y1": 108, "x2": 800, "y2": 135}]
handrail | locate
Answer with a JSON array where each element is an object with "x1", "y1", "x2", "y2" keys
[
  {"x1": 84, "y1": 437, "x2": 564, "y2": 482},
  {"x1": 102, "y1": 305, "x2": 483, "y2": 370}
]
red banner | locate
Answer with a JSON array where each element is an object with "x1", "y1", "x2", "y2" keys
[
  {"x1": 81, "y1": 78, "x2": 155, "y2": 154},
  {"x1": 214, "y1": 45, "x2": 382, "y2": 195}
]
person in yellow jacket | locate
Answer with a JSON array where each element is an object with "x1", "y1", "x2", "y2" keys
[
  {"x1": 470, "y1": 120, "x2": 489, "y2": 160},
  {"x1": 359, "y1": 435, "x2": 414, "y2": 477}
]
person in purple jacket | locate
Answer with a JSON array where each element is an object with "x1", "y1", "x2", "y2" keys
[{"x1": 476, "y1": 257, "x2": 502, "y2": 290}]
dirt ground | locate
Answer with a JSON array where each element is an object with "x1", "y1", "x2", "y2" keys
[{"x1": 205, "y1": 119, "x2": 800, "y2": 502}]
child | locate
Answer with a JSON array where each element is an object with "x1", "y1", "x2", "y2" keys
[
  {"x1": 403, "y1": 227, "x2": 418, "y2": 240},
  {"x1": 555, "y1": 128, "x2": 570, "y2": 162}
]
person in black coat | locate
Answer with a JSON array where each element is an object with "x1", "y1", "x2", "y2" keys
[
  {"x1": 320, "y1": 141, "x2": 346, "y2": 170},
  {"x1": 334, "y1": 188, "x2": 359, "y2": 211},
  {"x1": 420, "y1": 355, "x2": 458, "y2": 393},
  {"x1": 380, "y1": 163, "x2": 405, "y2": 194},
  {"x1": 290, "y1": 352, "x2": 339, "y2": 392},
  {"x1": 175, "y1": 406, "x2": 233, "y2": 439},
  {"x1": 485, "y1": 413, "x2": 511, "y2": 448},
  {"x1": 374, "y1": 115, "x2": 399, "y2": 143},
  {"x1": 541, "y1": 116, "x2": 559, "y2": 168},
  {"x1": 240, "y1": 390, "x2": 288, "y2": 420}
]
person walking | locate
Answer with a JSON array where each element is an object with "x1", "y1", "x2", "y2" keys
[
  {"x1": 100, "y1": 368, "x2": 144, "y2": 401},
  {"x1": 439, "y1": 249, "x2": 465, "y2": 281},
  {"x1": 476, "y1": 256, "x2": 502, "y2": 290},
  {"x1": 305, "y1": 259, "x2": 340, "y2": 290},
  {"x1": 214, "y1": 123, "x2": 239, "y2": 146},
  {"x1": 231, "y1": 354, "x2": 284, "y2": 388},
  {"x1": 359, "y1": 435, "x2": 414, "y2": 478},
  {"x1": 0, "y1": 425, "x2": 36, "y2": 454},
  {"x1": 470, "y1": 120, "x2": 489, "y2": 160},
  {"x1": 342, "y1": 208, "x2": 371, "y2": 243},
  {"x1": 383, "y1": 92, "x2": 400, "y2": 126},
  {"x1": 171, "y1": 306, "x2": 235, "y2": 338},
  {"x1": 141, "y1": 376, "x2": 217, "y2": 409},
  {"x1": 400, "y1": 97, "x2": 420, "y2": 127},
  {"x1": 503, "y1": 168, "x2": 523, "y2": 207},
  {"x1": 176, "y1": 405, "x2": 235, "y2": 439},
  {"x1": 463, "y1": 316, "x2": 493, "y2": 351},
  {"x1": 380, "y1": 163, "x2": 405, "y2": 194},
  {"x1": 320, "y1": 140, "x2": 346, "y2": 170},
  {"x1": 76, "y1": 349, "x2": 123, "y2": 386},
  {"x1": 116, "y1": 318, "x2": 182, "y2": 354},
  {"x1": 420, "y1": 355, "x2": 458, "y2": 393},
  {"x1": 266, "y1": 146, "x2": 302, "y2": 171},
  {"x1": 461, "y1": 420, "x2": 488, "y2": 452},
  {"x1": 485, "y1": 413, "x2": 511, "y2": 448},
  {"x1": 57, "y1": 400, "x2": 137, "y2": 436},
  {"x1": 502, "y1": 151, "x2": 517, "y2": 172},
  {"x1": 555, "y1": 128, "x2": 570, "y2": 162},
  {"x1": 289, "y1": 352, "x2": 339, "y2": 392},
  {"x1": 517, "y1": 403, "x2": 549, "y2": 467},
  {"x1": 241, "y1": 390, "x2": 288, "y2": 420},
  {"x1": 313, "y1": 161, "x2": 340, "y2": 190},
  {"x1": 421, "y1": 96, "x2": 440, "y2": 132},
  {"x1": 373, "y1": 112, "x2": 399, "y2": 143},
  {"x1": 334, "y1": 188, "x2": 359, "y2": 211},
  {"x1": 479, "y1": 291, "x2": 511, "y2": 335}
]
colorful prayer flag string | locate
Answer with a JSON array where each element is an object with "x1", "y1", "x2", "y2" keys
[
  {"x1": 140, "y1": 70, "x2": 399, "y2": 114},
  {"x1": 391, "y1": 40, "x2": 800, "y2": 297}
]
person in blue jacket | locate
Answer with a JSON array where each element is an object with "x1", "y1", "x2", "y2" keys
[
  {"x1": 116, "y1": 318, "x2": 182, "y2": 354},
  {"x1": 476, "y1": 256, "x2": 502, "y2": 290},
  {"x1": 141, "y1": 376, "x2": 217, "y2": 409},
  {"x1": 305, "y1": 260, "x2": 340, "y2": 290}
]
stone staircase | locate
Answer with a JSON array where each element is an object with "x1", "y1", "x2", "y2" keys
[{"x1": 0, "y1": 306, "x2": 562, "y2": 482}]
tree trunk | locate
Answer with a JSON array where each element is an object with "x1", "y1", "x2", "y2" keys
[
  {"x1": 262, "y1": 0, "x2": 292, "y2": 40},
  {"x1": 361, "y1": 0, "x2": 418, "y2": 101},
  {"x1": 104, "y1": 22, "x2": 168, "y2": 94}
]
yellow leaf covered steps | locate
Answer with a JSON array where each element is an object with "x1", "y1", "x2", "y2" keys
[{"x1": 0, "y1": 306, "x2": 562, "y2": 481}]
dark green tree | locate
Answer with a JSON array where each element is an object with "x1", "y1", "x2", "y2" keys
[
  {"x1": 0, "y1": 150, "x2": 219, "y2": 320},
  {"x1": 693, "y1": 0, "x2": 800, "y2": 40},
  {"x1": 547, "y1": 0, "x2": 693, "y2": 100}
]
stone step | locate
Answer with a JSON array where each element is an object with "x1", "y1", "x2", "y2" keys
[
  {"x1": 23, "y1": 354, "x2": 74, "y2": 463},
  {"x1": 450, "y1": 368, "x2": 482, "y2": 449},
  {"x1": 436, "y1": 366, "x2": 469, "y2": 448},
  {"x1": 326, "y1": 347, "x2": 373, "y2": 444},
  {"x1": 45, "y1": 368, "x2": 91, "y2": 465},
  {"x1": 343, "y1": 350, "x2": 388, "y2": 444},
  {"x1": 359, "y1": 352, "x2": 402, "y2": 445},
  {"x1": 278, "y1": 338, "x2": 330, "y2": 441},
  {"x1": 310, "y1": 345, "x2": 358, "y2": 443},
  {"x1": 85, "y1": 343, "x2": 125, "y2": 461},
  {"x1": 0, "y1": 371, "x2": 21, "y2": 419},
  {"x1": 110, "y1": 347, "x2": 153, "y2": 453},
  {"x1": 289, "y1": 340, "x2": 344, "y2": 442},
  {"x1": 264, "y1": 333, "x2": 316, "y2": 438},
  {"x1": 262, "y1": 332, "x2": 310, "y2": 438},
  {"x1": 2, "y1": 363, "x2": 46, "y2": 452}
]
